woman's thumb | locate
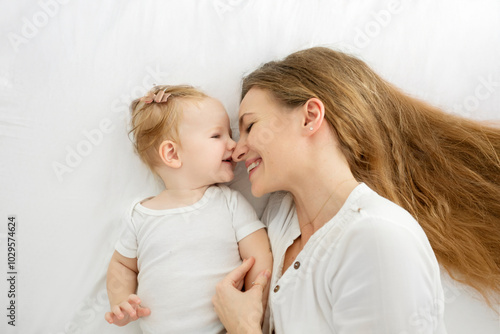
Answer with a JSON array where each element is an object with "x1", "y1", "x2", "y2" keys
[{"x1": 251, "y1": 269, "x2": 271, "y2": 291}]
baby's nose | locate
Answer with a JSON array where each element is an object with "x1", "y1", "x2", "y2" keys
[{"x1": 228, "y1": 138, "x2": 236, "y2": 151}]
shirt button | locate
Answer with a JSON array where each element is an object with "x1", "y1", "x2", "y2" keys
[
  {"x1": 293, "y1": 261, "x2": 300, "y2": 269},
  {"x1": 351, "y1": 205, "x2": 361, "y2": 212},
  {"x1": 274, "y1": 285, "x2": 280, "y2": 293}
]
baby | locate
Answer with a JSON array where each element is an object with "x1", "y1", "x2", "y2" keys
[{"x1": 105, "y1": 85, "x2": 272, "y2": 333}]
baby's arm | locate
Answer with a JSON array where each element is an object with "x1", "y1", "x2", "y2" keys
[
  {"x1": 105, "y1": 250, "x2": 151, "y2": 326},
  {"x1": 238, "y1": 229, "x2": 273, "y2": 311}
]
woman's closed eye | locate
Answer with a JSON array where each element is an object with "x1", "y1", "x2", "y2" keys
[{"x1": 245, "y1": 122, "x2": 254, "y2": 133}]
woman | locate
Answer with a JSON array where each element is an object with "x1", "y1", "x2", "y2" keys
[{"x1": 212, "y1": 47, "x2": 500, "y2": 333}]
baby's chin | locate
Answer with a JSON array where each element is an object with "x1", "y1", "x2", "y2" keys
[
  {"x1": 215, "y1": 171, "x2": 235, "y2": 184},
  {"x1": 221, "y1": 174, "x2": 235, "y2": 183}
]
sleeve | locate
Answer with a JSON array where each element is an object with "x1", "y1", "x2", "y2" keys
[
  {"x1": 226, "y1": 188, "x2": 266, "y2": 242},
  {"x1": 328, "y1": 216, "x2": 445, "y2": 334},
  {"x1": 114, "y1": 205, "x2": 139, "y2": 259}
]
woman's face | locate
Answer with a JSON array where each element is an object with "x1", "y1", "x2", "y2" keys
[{"x1": 233, "y1": 88, "x2": 300, "y2": 197}]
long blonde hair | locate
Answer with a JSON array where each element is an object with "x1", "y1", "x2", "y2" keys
[{"x1": 242, "y1": 47, "x2": 500, "y2": 306}]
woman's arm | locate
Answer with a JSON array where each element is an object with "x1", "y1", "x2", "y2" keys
[
  {"x1": 213, "y1": 257, "x2": 271, "y2": 334},
  {"x1": 330, "y1": 217, "x2": 445, "y2": 333}
]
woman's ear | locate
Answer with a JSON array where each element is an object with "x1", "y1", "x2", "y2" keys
[
  {"x1": 159, "y1": 140, "x2": 182, "y2": 168},
  {"x1": 301, "y1": 98, "x2": 325, "y2": 134}
]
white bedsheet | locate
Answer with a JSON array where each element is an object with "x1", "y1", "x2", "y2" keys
[{"x1": 0, "y1": 1, "x2": 499, "y2": 333}]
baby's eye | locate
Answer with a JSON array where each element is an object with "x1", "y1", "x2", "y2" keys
[{"x1": 211, "y1": 134, "x2": 221, "y2": 139}]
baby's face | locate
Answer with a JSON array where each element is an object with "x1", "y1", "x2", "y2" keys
[{"x1": 177, "y1": 97, "x2": 236, "y2": 185}]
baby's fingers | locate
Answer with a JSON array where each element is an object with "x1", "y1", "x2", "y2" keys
[
  {"x1": 119, "y1": 301, "x2": 138, "y2": 320},
  {"x1": 111, "y1": 304, "x2": 125, "y2": 320},
  {"x1": 127, "y1": 294, "x2": 150, "y2": 319},
  {"x1": 127, "y1": 293, "x2": 141, "y2": 306},
  {"x1": 137, "y1": 306, "x2": 151, "y2": 318},
  {"x1": 104, "y1": 311, "x2": 115, "y2": 324}
]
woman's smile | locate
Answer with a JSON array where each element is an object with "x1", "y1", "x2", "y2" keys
[{"x1": 245, "y1": 158, "x2": 262, "y2": 178}]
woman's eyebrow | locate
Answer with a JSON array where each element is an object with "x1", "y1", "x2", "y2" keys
[{"x1": 239, "y1": 113, "x2": 254, "y2": 128}]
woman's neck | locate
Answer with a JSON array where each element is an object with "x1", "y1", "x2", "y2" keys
[{"x1": 292, "y1": 171, "x2": 359, "y2": 245}]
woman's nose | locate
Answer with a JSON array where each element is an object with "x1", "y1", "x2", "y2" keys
[{"x1": 232, "y1": 140, "x2": 247, "y2": 162}]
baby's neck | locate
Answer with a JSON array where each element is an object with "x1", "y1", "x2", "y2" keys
[{"x1": 141, "y1": 185, "x2": 210, "y2": 210}]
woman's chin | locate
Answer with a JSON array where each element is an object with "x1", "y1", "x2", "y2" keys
[{"x1": 250, "y1": 182, "x2": 270, "y2": 198}]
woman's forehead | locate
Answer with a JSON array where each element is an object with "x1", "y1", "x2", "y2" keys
[{"x1": 239, "y1": 88, "x2": 276, "y2": 116}]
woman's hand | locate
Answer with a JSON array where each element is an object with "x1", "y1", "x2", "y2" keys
[{"x1": 213, "y1": 257, "x2": 271, "y2": 334}]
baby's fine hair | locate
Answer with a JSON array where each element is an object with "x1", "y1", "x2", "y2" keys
[{"x1": 129, "y1": 85, "x2": 208, "y2": 172}]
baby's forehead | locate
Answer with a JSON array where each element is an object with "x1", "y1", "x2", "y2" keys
[
  {"x1": 181, "y1": 96, "x2": 225, "y2": 112},
  {"x1": 180, "y1": 98, "x2": 230, "y2": 127},
  {"x1": 202, "y1": 96, "x2": 227, "y2": 111}
]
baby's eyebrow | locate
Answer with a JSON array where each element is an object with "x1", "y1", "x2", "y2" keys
[
  {"x1": 206, "y1": 126, "x2": 218, "y2": 133},
  {"x1": 208, "y1": 126, "x2": 231, "y2": 135}
]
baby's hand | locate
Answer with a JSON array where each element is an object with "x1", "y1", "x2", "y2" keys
[{"x1": 105, "y1": 294, "x2": 151, "y2": 326}]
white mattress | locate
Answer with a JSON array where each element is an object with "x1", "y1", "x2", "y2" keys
[{"x1": 0, "y1": 1, "x2": 499, "y2": 333}]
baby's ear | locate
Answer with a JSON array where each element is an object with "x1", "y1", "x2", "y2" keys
[{"x1": 159, "y1": 140, "x2": 182, "y2": 168}]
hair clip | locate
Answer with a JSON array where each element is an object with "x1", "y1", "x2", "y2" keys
[
  {"x1": 154, "y1": 90, "x2": 171, "y2": 103},
  {"x1": 139, "y1": 88, "x2": 171, "y2": 104}
]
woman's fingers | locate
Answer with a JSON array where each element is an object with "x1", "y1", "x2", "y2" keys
[
  {"x1": 225, "y1": 257, "x2": 256, "y2": 289},
  {"x1": 212, "y1": 259, "x2": 266, "y2": 333},
  {"x1": 213, "y1": 257, "x2": 256, "y2": 308},
  {"x1": 251, "y1": 269, "x2": 271, "y2": 292}
]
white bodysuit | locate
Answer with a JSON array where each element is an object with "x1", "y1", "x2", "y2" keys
[{"x1": 116, "y1": 185, "x2": 265, "y2": 334}]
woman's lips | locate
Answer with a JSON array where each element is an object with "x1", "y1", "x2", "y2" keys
[{"x1": 246, "y1": 158, "x2": 262, "y2": 178}]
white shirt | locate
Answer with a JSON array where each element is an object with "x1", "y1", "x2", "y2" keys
[
  {"x1": 263, "y1": 183, "x2": 447, "y2": 334},
  {"x1": 116, "y1": 185, "x2": 265, "y2": 334}
]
